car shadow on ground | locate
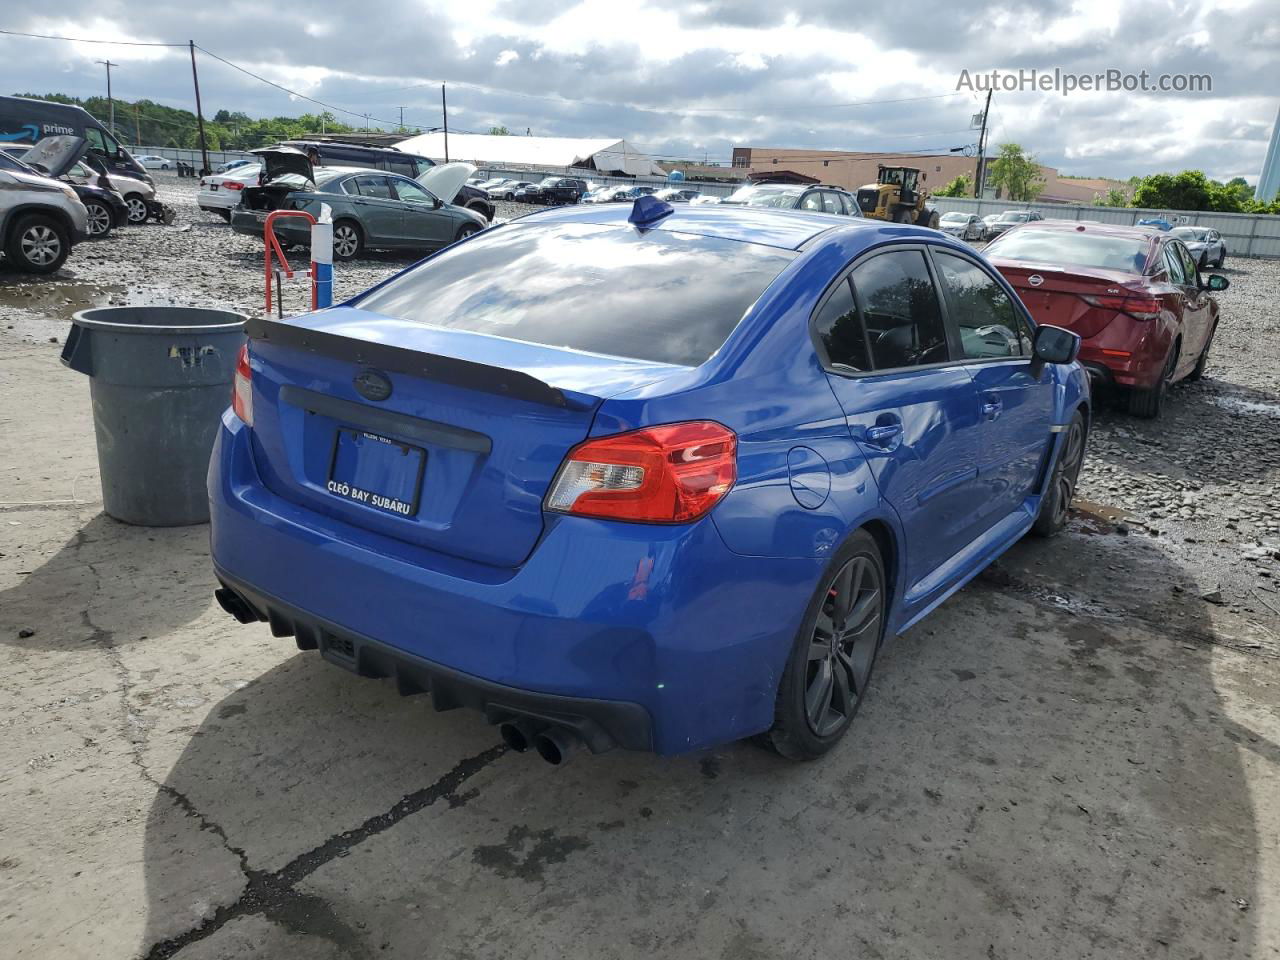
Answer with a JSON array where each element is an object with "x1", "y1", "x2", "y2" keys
[
  {"x1": 130, "y1": 514, "x2": 1269, "y2": 958},
  {"x1": 0, "y1": 512, "x2": 213, "y2": 652}
]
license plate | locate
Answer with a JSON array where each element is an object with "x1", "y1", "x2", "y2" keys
[
  {"x1": 210, "y1": 184, "x2": 219, "y2": 191},
  {"x1": 327, "y1": 429, "x2": 425, "y2": 517}
]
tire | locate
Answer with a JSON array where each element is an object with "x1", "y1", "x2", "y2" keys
[
  {"x1": 6, "y1": 213, "x2": 70, "y2": 273},
  {"x1": 1215, "y1": 249, "x2": 1226, "y2": 269},
  {"x1": 893, "y1": 208, "x2": 913, "y2": 224},
  {"x1": 1127, "y1": 343, "x2": 1177, "y2": 418},
  {"x1": 216, "y1": 209, "x2": 232, "y2": 223},
  {"x1": 1187, "y1": 322, "x2": 1216, "y2": 382},
  {"x1": 454, "y1": 222, "x2": 480, "y2": 244},
  {"x1": 331, "y1": 220, "x2": 363, "y2": 261},
  {"x1": 125, "y1": 195, "x2": 148, "y2": 224},
  {"x1": 1032, "y1": 410, "x2": 1087, "y2": 537},
  {"x1": 84, "y1": 200, "x2": 113, "y2": 238},
  {"x1": 1198, "y1": 251, "x2": 1208, "y2": 270},
  {"x1": 763, "y1": 529, "x2": 887, "y2": 761}
]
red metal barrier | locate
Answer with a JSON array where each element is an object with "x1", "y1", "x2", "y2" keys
[{"x1": 263, "y1": 210, "x2": 317, "y2": 316}]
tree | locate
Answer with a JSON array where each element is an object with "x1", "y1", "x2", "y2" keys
[
  {"x1": 487, "y1": 125, "x2": 511, "y2": 136},
  {"x1": 935, "y1": 174, "x2": 972, "y2": 197},
  {"x1": 1092, "y1": 188, "x2": 1129, "y2": 207},
  {"x1": 986, "y1": 143, "x2": 1044, "y2": 202}
]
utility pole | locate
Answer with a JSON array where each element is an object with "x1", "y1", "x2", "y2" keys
[
  {"x1": 188, "y1": 41, "x2": 210, "y2": 175},
  {"x1": 364, "y1": 113, "x2": 370, "y2": 132},
  {"x1": 96, "y1": 60, "x2": 117, "y2": 137},
  {"x1": 974, "y1": 88, "x2": 992, "y2": 199},
  {"x1": 441, "y1": 84, "x2": 449, "y2": 163},
  {"x1": 398, "y1": 106, "x2": 405, "y2": 131},
  {"x1": 133, "y1": 103, "x2": 141, "y2": 146}
]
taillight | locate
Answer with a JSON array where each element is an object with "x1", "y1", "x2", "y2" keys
[
  {"x1": 1081, "y1": 294, "x2": 1162, "y2": 320},
  {"x1": 545, "y1": 421, "x2": 737, "y2": 523},
  {"x1": 223, "y1": 181, "x2": 245, "y2": 191},
  {"x1": 231, "y1": 343, "x2": 253, "y2": 426},
  {"x1": 199, "y1": 178, "x2": 206, "y2": 187}
]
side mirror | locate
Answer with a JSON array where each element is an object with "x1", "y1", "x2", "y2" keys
[
  {"x1": 1205, "y1": 274, "x2": 1229, "y2": 292},
  {"x1": 1030, "y1": 324, "x2": 1080, "y2": 377}
]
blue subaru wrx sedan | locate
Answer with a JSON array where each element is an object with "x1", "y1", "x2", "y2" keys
[{"x1": 209, "y1": 198, "x2": 1089, "y2": 762}]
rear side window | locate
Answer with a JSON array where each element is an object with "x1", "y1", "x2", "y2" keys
[
  {"x1": 814, "y1": 279, "x2": 870, "y2": 371},
  {"x1": 356, "y1": 222, "x2": 797, "y2": 367},
  {"x1": 933, "y1": 251, "x2": 1029, "y2": 358},
  {"x1": 353, "y1": 176, "x2": 394, "y2": 199},
  {"x1": 800, "y1": 191, "x2": 824, "y2": 212},
  {"x1": 850, "y1": 251, "x2": 949, "y2": 369}
]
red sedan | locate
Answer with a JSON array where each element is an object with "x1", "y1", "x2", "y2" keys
[{"x1": 985, "y1": 221, "x2": 1228, "y2": 418}]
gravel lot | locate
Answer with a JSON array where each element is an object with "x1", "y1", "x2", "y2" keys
[{"x1": 2, "y1": 173, "x2": 1279, "y2": 959}]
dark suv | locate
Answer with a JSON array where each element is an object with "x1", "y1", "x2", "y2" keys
[
  {"x1": 513, "y1": 176, "x2": 588, "y2": 205},
  {"x1": 720, "y1": 182, "x2": 862, "y2": 217},
  {"x1": 282, "y1": 140, "x2": 494, "y2": 221}
]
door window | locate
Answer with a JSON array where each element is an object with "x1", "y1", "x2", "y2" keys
[
  {"x1": 1175, "y1": 241, "x2": 1200, "y2": 282},
  {"x1": 1162, "y1": 244, "x2": 1186, "y2": 285},
  {"x1": 800, "y1": 191, "x2": 824, "y2": 211},
  {"x1": 392, "y1": 179, "x2": 436, "y2": 204},
  {"x1": 353, "y1": 175, "x2": 394, "y2": 199},
  {"x1": 850, "y1": 250, "x2": 950, "y2": 369},
  {"x1": 821, "y1": 192, "x2": 843, "y2": 215},
  {"x1": 385, "y1": 157, "x2": 416, "y2": 178},
  {"x1": 933, "y1": 251, "x2": 1028, "y2": 359},
  {"x1": 814, "y1": 278, "x2": 871, "y2": 372}
]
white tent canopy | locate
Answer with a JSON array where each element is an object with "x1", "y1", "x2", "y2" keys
[{"x1": 393, "y1": 132, "x2": 662, "y2": 177}]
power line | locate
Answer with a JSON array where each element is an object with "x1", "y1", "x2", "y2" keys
[
  {"x1": 193, "y1": 45, "x2": 405, "y2": 129},
  {"x1": 0, "y1": 27, "x2": 182, "y2": 46}
]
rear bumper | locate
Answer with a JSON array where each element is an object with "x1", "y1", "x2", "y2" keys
[
  {"x1": 1075, "y1": 315, "x2": 1170, "y2": 390},
  {"x1": 209, "y1": 413, "x2": 820, "y2": 754},
  {"x1": 216, "y1": 569, "x2": 653, "y2": 753}
]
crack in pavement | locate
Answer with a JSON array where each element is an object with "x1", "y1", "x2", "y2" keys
[
  {"x1": 141, "y1": 743, "x2": 508, "y2": 960},
  {"x1": 68, "y1": 533, "x2": 508, "y2": 958}
]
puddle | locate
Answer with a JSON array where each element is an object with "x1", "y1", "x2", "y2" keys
[
  {"x1": 1071, "y1": 498, "x2": 1129, "y2": 535},
  {"x1": 1209, "y1": 393, "x2": 1280, "y2": 418}
]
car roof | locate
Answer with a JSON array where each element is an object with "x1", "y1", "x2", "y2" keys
[{"x1": 524, "y1": 201, "x2": 883, "y2": 251}]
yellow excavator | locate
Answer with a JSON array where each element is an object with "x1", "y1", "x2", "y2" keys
[{"x1": 855, "y1": 165, "x2": 941, "y2": 229}]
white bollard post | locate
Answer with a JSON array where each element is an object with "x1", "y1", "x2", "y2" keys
[{"x1": 311, "y1": 203, "x2": 333, "y2": 309}]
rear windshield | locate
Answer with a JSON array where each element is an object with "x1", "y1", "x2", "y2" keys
[
  {"x1": 990, "y1": 228, "x2": 1150, "y2": 273},
  {"x1": 355, "y1": 222, "x2": 797, "y2": 366}
]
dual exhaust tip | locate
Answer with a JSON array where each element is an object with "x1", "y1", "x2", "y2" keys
[
  {"x1": 215, "y1": 586, "x2": 259, "y2": 624},
  {"x1": 499, "y1": 719, "x2": 583, "y2": 766}
]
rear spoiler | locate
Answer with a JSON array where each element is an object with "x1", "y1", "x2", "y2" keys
[{"x1": 245, "y1": 316, "x2": 582, "y2": 409}]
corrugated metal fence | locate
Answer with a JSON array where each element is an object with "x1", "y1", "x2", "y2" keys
[{"x1": 930, "y1": 196, "x2": 1280, "y2": 259}]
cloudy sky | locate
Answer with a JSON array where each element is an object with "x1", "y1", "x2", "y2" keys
[{"x1": 2, "y1": 0, "x2": 1276, "y2": 181}]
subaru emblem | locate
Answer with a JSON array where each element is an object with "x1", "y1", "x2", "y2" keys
[
  {"x1": 354, "y1": 368, "x2": 392, "y2": 402},
  {"x1": 1028, "y1": 274, "x2": 1044, "y2": 287}
]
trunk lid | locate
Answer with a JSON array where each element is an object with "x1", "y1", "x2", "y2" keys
[
  {"x1": 992, "y1": 261, "x2": 1149, "y2": 338},
  {"x1": 250, "y1": 146, "x2": 315, "y2": 185},
  {"x1": 244, "y1": 307, "x2": 684, "y2": 568}
]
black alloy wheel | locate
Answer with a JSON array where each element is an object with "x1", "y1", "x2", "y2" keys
[
  {"x1": 804, "y1": 555, "x2": 883, "y2": 736},
  {"x1": 1033, "y1": 410, "x2": 1087, "y2": 537},
  {"x1": 765, "y1": 530, "x2": 887, "y2": 760}
]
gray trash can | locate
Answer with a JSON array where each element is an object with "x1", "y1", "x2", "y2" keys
[{"x1": 61, "y1": 306, "x2": 247, "y2": 526}]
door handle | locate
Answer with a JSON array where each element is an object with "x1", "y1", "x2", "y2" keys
[
  {"x1": 865, "y1": 423, "x2": 903, "y2": 447},
  {"x1": 981, "y1": 398, "x2": 1003, "y2": 420}
]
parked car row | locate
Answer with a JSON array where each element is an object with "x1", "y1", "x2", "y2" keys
[
  {"x1": 227, "y1": 147, "x2": 486, "y2": 260},
  {"x1": 0, "y1": 132, "x2": 179, "y2": 272}
]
